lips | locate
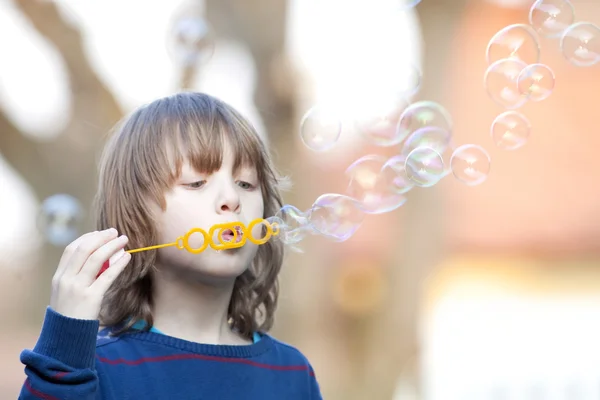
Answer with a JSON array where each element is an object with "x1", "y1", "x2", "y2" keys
[{"x1": 221, "y1": 226, "x2": 243, "y2": 243}]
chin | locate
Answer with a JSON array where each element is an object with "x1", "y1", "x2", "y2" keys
[
  {"x1": 191, "y1": 247, "x2": 255, "y2": 279},
  {"x1": 157, "y1": 245, "x2": 257, "y2": 285}
]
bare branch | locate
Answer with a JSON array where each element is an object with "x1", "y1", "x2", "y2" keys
[
  {"x1": 0, "y1": 110, "x2": 49, "y2": 190},
  {"x1": 14, "y1": 0, "x2": 122, "y2": 142}
]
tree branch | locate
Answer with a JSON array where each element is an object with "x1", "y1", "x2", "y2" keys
[
  {"x1": 13, "y1": 0, "x2": 123, "y2": 145},
  {"x1": 0, "y1": 110, "x2": 49, "y2": 190}
]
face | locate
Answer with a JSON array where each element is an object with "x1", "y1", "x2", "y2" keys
[{"x1": 155, "y1": 140, "x2": 264, "y2": 284}]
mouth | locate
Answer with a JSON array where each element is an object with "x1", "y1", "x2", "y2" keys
[{"x1": 221, "y1": 225, "x2": 243, "y2": 243}]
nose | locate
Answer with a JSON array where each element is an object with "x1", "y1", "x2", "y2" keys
[{"x1": 216, "y1": 183, "x2": 241, "y2": 214}]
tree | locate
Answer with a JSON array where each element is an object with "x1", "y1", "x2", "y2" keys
[
  {"x1": 1, "y1": 0, "x2": 296, "y2": 320},
  {"x1": 1, "y1": 1, "x2": 466, "y2": 398}
]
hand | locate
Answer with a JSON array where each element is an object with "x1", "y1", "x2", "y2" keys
[{"x1": 50, "y1": 228, "x2": 131, "y2": 320}]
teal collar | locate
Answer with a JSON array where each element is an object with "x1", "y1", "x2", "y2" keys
[{"x1": 131, "y1": 320, "x2": 262, "y2": 343}]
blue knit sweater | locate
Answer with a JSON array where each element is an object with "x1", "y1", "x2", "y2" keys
[{"x1": 19, "y1": 307, "x2": 322, "y2": 399}]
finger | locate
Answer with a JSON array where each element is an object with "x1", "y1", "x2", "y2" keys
[
  {"x1": 77, "y1": 235, "x2": 129, "y2": 283},
  {"x1": 54, "y1": 231, "x2": 98, "y2": 279},
  {"x1": 90, "y1": 250, "x2": 132, "y2": 293},
  {"x1": 95, "y1": 247, "x2": 128, "y2": 279},
  {"x1": 62, "y1": 229, "x2": 119, "y2": 277}
]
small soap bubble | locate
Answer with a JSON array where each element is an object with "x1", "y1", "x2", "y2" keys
[
  {"x1": 380, "y1": 155, "x2": 414, "y2": 194},
  {"x1": 397, "y1": 0, "x2": 422, "y2": 9},
  {"x1": 491, "y1": 111, "x2": 531, "y2": 150},
  {"x1": 265, "y1": 216, "x2": 284, "y2": 237},
  {"x1": 486, "y1": 24, "x2": 541, "y2": 66},
  {"x1": 275, "y1": 205, "x2": 314, "y2": 245},
  {"x1": 560, "y1": 22, "x2": 600, "y2": 67},
  {"x1": 402, "y1": 128, "x2": 454, "y2": 178},
  {"x1": 380, "y1": 0, "x2": 422, "y2": 11},
  {"x1": 517, "y1": 63, "x2": 555, "y2": 102},
  {"x1": 299, "y1": 105, "x2": 342, "y2": 152},
  {"x1": 246, "y1": 217, "x2": 282, "y2": 243},
  {"x1": 355, "y1": 96, "x2": 410, "y2": 147},
  {"x1": 308, "y1": 194, "x2": 365, "y2": 242},
  {"x1": 396, "y1": 63, "x2": 422, "y2": 97},
  {"x1": 396, "y1": 101, "x2": 453, "y2": 143},
  {"x1": 345, "y1": 155, "x2": 408, "y2": 214},
  {"x1": 167, "y1": 14, "x2": 215, "y2": 67},
  {"x1": 450, "y1": 144, "x2": 491, "y2": 186},
  {"x1": 401, "y1": 126, "x2": 452, "y2": 160},
  {"x1": 529, "y1": 0, "x2": 575, "y2": 38},
  {"x1": 404, "y1": 147, "x2": 446, "y2": 188},
  {"x1": 484, "y1": 58, "x2": 528, "y2": 109},
  {"x1": 38, "y1": 194, "x2": 84, "y2": 246}
]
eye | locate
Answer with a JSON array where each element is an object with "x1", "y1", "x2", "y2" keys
[
  {"x1": 237, "y1": 181, "x2": 255, "y2": 190},
  {"x1": 185, "y1": 180, "x2": 206, "y2": 189}
]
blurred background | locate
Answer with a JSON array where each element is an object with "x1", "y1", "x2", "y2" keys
[{"x1": 2, "y1": 0, "x2": 600, "y2": 399}]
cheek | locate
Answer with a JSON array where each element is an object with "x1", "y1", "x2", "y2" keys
[
  {"x1": 245, "y1": 192, "x2": 264, "y2": 218},
  {"x1": 157, "y1": 206, "x2": 190, "y2": 242}
]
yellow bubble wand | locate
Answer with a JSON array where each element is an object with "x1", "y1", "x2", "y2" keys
[{"x1": 126, "y1": 218, "x2": 280, "y2": 255}]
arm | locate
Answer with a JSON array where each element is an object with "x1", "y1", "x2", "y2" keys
[
  {"x1": 19, "y1": 229, "x2": 130, "y2": 400},
  {"x1": 309, "y1": 366, "x2": 323, "y2": 400},
  {"x1": 19, "y1": 307, "x2": 100, "y2": 400}
]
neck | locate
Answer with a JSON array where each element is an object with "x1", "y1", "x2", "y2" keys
[{"x1": 150, "y1": 267, "x2": 249, "y2": 345}]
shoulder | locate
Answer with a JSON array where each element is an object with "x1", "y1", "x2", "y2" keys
[
  {"x1": 264, "y1": 335, "x2": 316, "y2": 372},
  {"x1": 96, "y1": 326, "x2": 124, "y2": 348}
]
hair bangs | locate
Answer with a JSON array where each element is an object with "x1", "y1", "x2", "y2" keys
[{"x1": 168, "y1": 94, "x2": 269, "y2": 184}]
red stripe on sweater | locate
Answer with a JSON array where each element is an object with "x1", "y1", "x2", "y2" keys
[
  {"x1": 97, "y1": 353, "x2": 314, "y2": 375},
  {"x1": 24, "y1": 378, "x2": 61, "y2": 400}
]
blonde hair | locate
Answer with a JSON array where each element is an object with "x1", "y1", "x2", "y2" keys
[{"x1": 94, "y1": 92, "x2": 287, "y2": 339}]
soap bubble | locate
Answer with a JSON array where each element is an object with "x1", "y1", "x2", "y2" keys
[
  {"x1": 491, "y1": 111, "x2": 531, "y2": 150},
  {"x1": 38, "y1": 194, "x2": 84, "y2": 246},
  {"x1": 395, "y1": 63, "x2": 422, "y2": 97},
  {"x1": 486, "y1": 24, "x2": 541, "y2": 66},
  {"x1": 345, "y1": 155, "x2": 408, "y2": 214},
  {"x1": 167, "y1": 15, "x2": 215, "y2": 67},
  {"x1": 308, "y1": 194, "x2": 365, "y2": 242},
  {"x1": 299, "y1": 105, "x2": 342, "y2": 152},
  {"x1": 517, "y1": 63, "x2": 555, "y2": 102},
  {"x1": 380, "y1": 155, "x2": 414, "y2": 194},
  {"x1": 404, "y1": 147, "x2": 445, "y2": 188},
  {"x1": 396, "y1": 101, "x2": 453, "y2": 143},
  {"x1": 401, "y1": 126, "x2": 452, "y2": 159},
  {"x1": 397, "y1": 0, "x2": 422, "y2": 9},
  {"x1": 275, "y1": 205, "x2": 315, "y2": 245},
  {"x1": 484, "y1": 58, "x2": 528, "y2": 109},
  {"x1": 450, "y1": 145, "x2": 491, "y2": 186},
  {"x1": 529, "y1": 0, "x2": 575, "y2": 38},
  {"x1": 247, "y1": 216, "x2": 286, "y2": 243},
  {"x1": 355, "y1": 96, "x2": 410, "y2": 147},
  {"x1": 560, "y1": 22, "x2": 600, "y2": 67},
  {"x1": 265, "y1": 216, "x2": 284, "y2": 236},
  {"x1": 401, "y1": 127, "x2": 454, "y2": 177}
]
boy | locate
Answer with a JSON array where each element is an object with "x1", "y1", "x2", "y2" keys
[{"x1": 19, "y1": 92, "x2": 322, "y2": 399}]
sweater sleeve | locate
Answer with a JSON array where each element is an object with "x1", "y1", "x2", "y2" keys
[
  {"x1": 309, "y1": 366, "x2": 323, "y2": 400},
  {"x1": 19, "y1": 307, "x2": 100, "y2": 400}
]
